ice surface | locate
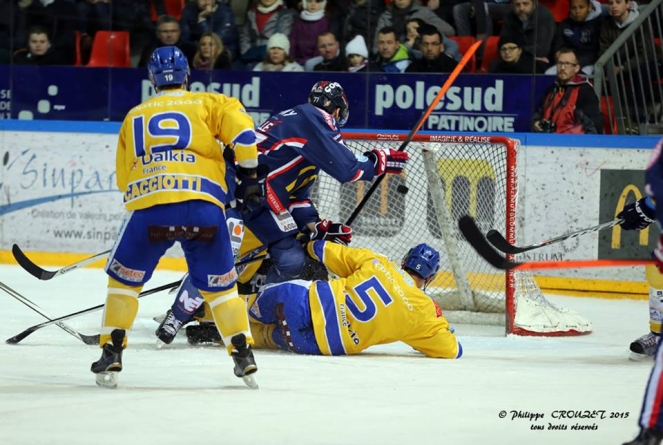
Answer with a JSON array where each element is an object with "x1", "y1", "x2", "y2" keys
[{"x1": 0, "y1": 264, "x2": 654, "y2": 445}]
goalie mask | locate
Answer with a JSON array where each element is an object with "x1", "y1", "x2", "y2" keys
[
  {"x1": 148, "y1": 46, "x2": 190, "y2": 89},
  {"x1": 308, "y1": 81, "x2": 350, "y2": 127},
  {"x1": 402, "y1": 243, "x2": 440, "y2": 284}
]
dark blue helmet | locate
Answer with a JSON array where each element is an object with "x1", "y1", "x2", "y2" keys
[
  {"x1": 148, "y1": 46, "x2": 190, "y2": 88},
  {"x1": 402, "y1": 243, "x2": 440, "y2": 281},
  {"x1": 308, "y1": 81, "x2": 350, "y2": 127}
]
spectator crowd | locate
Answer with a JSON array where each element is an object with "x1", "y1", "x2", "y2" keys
[{"x1": 0, "y1": 0, "x2": 661, "y2": 134}]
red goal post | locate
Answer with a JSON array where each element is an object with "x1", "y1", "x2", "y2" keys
[{"x1": 312, "y1": 132, "x2": 593, "y2": 336}]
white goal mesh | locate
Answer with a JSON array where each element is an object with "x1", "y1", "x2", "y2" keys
[{"x1": 311, "y1": 133, "x2": 592, "y2": 336}]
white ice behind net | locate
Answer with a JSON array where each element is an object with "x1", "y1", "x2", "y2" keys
[{"x1": 311, "y1": 136, "x2": 592, "y2": 336}]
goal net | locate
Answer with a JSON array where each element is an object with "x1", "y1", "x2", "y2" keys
[{"x1": 311, "y1": 132, "x2": 592, "y2": 336}]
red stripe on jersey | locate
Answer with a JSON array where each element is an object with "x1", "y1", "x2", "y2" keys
[
  {"x1": 266, "y1": 137, "x2": 307, "y2": 152},
  {"x1": 349, "y1": 169, "x2": 364, "y2": 182},
  {"x1": 268, "y1": 155, "x2": 305, "y2": 180}
]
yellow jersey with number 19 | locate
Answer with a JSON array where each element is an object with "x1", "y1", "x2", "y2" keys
[
  {"x1": 116, "y1": 89, "x2": 258, "y2": 211},
  {"x1": 306, "y1": 240, "x2": 462, "y2": 359}
]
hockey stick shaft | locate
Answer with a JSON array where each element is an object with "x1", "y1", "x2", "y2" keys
[
  {"x1": 459, "y1": 215, "x2": 654, "y2": 271},
  {"x1": 12, "y1": 244, "x2": 111, "y2": 281},
  {"x1": 5, "y1": 280, "x2": 181, "y2": 345},
  {"x1": 344, "y1": 40, "x2": 483, "y2": 227},
  {"x1": 486, "y1": 219, "x2": 625, "y2": 254},
  {"x1": 0, "y1": 281, "x2": 99, "y2": 345},
  {"x1": 5, "y1": 253, "x2": 269, "y2": 344},
  {"x1": 12, "y1": 244, "x2": 267, "y2": 282}
]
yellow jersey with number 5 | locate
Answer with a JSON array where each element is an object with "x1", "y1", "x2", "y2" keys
[
  {"x1": 306, "y1": 240, "x2": 462, "y2": 358},
  {"x1": 116, "y1": 88, "x2": 258, "y2": 211}
]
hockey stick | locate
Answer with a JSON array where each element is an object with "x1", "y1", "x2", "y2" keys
[
  {"x1": 344, "y1": 40, "x2": 483, "y2": 226},
  {"x1": 486, "y1": 219, "x2": 625, "y2": 254},
  {"x1": 12, "y1": 243, "x2": 268, "y2": 282},
  {"x1": 12, "y1": 244, "x2": 111, "y2": 280},
  {"x1": 0, "y1": 281, "x2": 100, "y2": 345},
  {"x1": 5, "y1": 280, "x2": 181, "y2": 345},
  {"x1": 458, "y1": 215, "x2": 654, "y2": 271},
  {"x1": 5, "y1": 253, "x2": 270, "y2": 344}
]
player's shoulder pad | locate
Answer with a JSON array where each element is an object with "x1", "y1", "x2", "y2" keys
[{"x1": 300, "y1": 103, "x2": 339, "y2": 132}]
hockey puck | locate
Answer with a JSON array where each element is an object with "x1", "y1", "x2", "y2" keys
[{"x1": 397, "y1": 185, "x2": 409, "y2": 194}]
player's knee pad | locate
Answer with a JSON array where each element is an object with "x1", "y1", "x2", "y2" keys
[
  {"x1": 171, "y1": 274, "x2": 205, "y2": 323},
  {"x1": 267, "y1": 237, "x2": 306, "y2": 283}
]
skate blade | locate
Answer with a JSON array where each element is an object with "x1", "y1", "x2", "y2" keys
[
  {"x1": 95, "y1": 371, "x2": 119, "y2": 389},
  {"x1": 156, "y1": 339, "x2": 169, "y2": 349},
  {"x1": 241, "y1": 374, "x2": 259, "y2": 389},
  {"x1": 629, "y1": 351, "x2": 655, "y2": 362}
]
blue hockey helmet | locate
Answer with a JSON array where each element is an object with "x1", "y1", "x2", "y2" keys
[
  {"x1": 148, "y1": 46, "x2": 190, "y2": 89},
  {"x1": 308, "y1": 81, "x2": 350, "y2": 127},
  {"x1": 402, "y1": 243, "x2": 441, "y2": 282}
]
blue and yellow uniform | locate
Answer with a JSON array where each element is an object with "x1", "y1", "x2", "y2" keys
[
  {"x1": 117, "y1": 90, "x2": 257, "y2": 211},
  {"x1": 248, "y1": 241, "x2": 462, "y2": 358},
  {"x1": 102, "y1": 87, "x2": 259, "y2": 351}
]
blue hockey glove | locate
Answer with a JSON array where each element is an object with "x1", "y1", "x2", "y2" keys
[{"x1": 618, "y1": 197, "x2": 655, "y2": 230}]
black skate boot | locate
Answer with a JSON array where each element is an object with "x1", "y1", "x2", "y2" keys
[
  {"x1": 155, "y1": 310, "x2": 185, "y2": 346},
  {"x1": 186, "y1": 322, "x2": 223, "y2": 345},
  {"x1": 630, "y1": 332, "x2": 660, "y2": 361},
  {"x1": 231, "y1": 333, "x2": 258, "y2": 389},
  {"x1": 91, "y1": 329, "x2": 125, "y2": 389},
  {"x1": 623, "y1": 428, "x2": 663, "y2": 445}
]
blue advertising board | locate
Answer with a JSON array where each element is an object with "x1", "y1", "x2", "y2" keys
[{"x1": 0, "y1": 65, "x2": 553, "y2": 131}]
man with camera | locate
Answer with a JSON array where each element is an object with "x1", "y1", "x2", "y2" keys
[{"x1": 531, "y1": 48, "x2": 603, "y2": 134}]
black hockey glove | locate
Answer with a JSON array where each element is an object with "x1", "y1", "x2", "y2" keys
[
  {"x1": 235, "y1": 166, "x2": 268, "y2": 213},
  {"x1": 618, "y1": 197, "x2": 655, "y2": 231}
]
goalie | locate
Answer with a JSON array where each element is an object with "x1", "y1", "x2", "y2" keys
[{"x1": 188, "y1": 240, "x2": 462, "y2": 359}]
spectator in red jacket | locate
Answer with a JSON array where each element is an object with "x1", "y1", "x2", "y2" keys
[{"x1": 531, "y1": 48, "x2": 603, "y2": 134}]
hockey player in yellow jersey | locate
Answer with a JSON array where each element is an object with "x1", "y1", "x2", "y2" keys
[
  {"x1": 91, "y1": 46, "x2": 262, "y2": 389},
  {"x1": 241, "y1": 240, "x2": 462, "y2": 358}
]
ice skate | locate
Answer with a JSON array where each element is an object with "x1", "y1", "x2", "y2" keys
[
  {"x1": 155, "y1": 310, "x2": 184, "y2": 346},
  {"x1": 623, "y1": 428, "x2": 663, "y2": 445},
  {"x1": 231, "y1": 333, "x2": 258, "y2": 389},
  {"x1": 630, "y1": 332, "x2": 659, "y2": 361},
  {"x1": 91, "y1": 329, "x2": 125, "y2": 389}
]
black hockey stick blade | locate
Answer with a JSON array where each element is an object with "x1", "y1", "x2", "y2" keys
[
  {"x1": 458, "y1": 215, "x2": 519, "y2": 270},
  {"x1": 459, "y1": 215, "x2": 654, "y2": 271},
  {"x1": 485, "y1": 219, "x2": 624, "y2": 254},
  {"x1": 12, "y1": 244, "x2": 111, "y2": 280}
]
